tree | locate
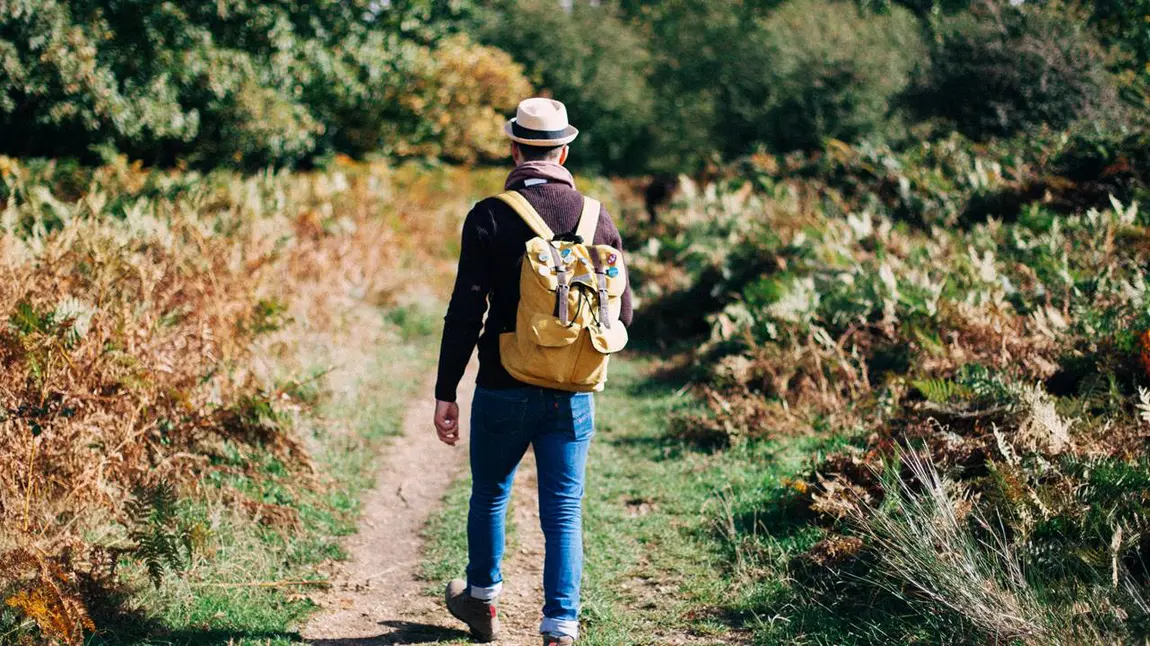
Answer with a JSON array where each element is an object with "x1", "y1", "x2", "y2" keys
[
  {"x1": 913, "y1": 1, "x2": 1118, "y2": 139},
  {"x1": 477, "y1": 0, "x2": 655, "y2": 175},
  {"x1": 0, "y1": 0, "x2": 525, "y2": 167},
  {"x1": 1086, "y1": 0, "x2": 1150, "y2": 108},
  {"x1": 724, "y1": 0, "x2": 925, "y2": 154}
]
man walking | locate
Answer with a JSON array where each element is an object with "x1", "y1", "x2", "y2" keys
[{"x1": 433, "y1": 98, "x2": 633, "y2": 645}]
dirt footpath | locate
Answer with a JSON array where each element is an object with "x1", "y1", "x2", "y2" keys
[{"x1": 300, "y1": 368, "x2": 549, "y2": 646}]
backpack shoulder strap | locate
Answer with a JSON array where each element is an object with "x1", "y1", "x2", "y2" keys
[
  {"x1": 576, "y1": 196, "x2": 601, "y2": 244},
  {"x1": 495, "y1": 191, "x2": 554, "y2": 240}
]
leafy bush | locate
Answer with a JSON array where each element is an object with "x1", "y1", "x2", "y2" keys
[
  {"x1": 723, "y1": 0, "x2": 925, "y2": 153},
  {"x1": 1051, "y1": 127, "x2": 1150, "y2": 207},
  {"x1": 381, "y1": 35, "x2": 532, "y2": 164},
  {"x1": 1088, "y1": 0, "x2": 1150, "y2": 104},
  {"x1": 621, "y1": 0, "x2": 761, "y2": 173},
  {"x1": 476, "y1": 0, "x2": 655, "y2": 174},
  {"x1": 634, "y1": 120, "x2": 1150, "y2": 641},
  {"x1": 0, "y1": 0, "x2": 525, "y2": 167},
  {"x1": 914, "y1": 2, "x2": 1118, "y2": 139}
]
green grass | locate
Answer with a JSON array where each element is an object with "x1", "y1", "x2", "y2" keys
[
  {"x1": 421, "y1": 473, "x2": 472, "y2": 591},
  {"x1": 581, "y1": 356, "x2": 837, "y2": 645},
  {"x1": 418, "y1": 355, "x2": 875, "y2": 645},
  {"x1": 87, "y1": 316, "x2": 440, "y2": 646},
  {"x1": 584, "y1": 358, "x2": 971, "y2": 645}
]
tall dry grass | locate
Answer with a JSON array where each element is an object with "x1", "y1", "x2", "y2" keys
[
  {"x1": 853, "y1": 451, "x2": 1106, "y2": 645},
  {"x1": 0, "y1": 155, "x2": 505, "y2": 643}
]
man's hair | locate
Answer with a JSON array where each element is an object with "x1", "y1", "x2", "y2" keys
[{"x1": 515, "y1": 142, "x2": 565, "y2": 162}]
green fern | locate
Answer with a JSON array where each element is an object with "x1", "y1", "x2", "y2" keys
[
  {"x1": 912, "y1": 378, "x2": 972, "y2": 403},
  {"x1": 125, "y1": 480, "x2": 184, "y2": 588},
  {"x1": 1076, "y1": 372, "x2": 1121, "y2": 411},
  {"x1": 1077, "y1": 373, "x2": 1107, "y2": 405},
  {"x1": 9, "y1": 301, "x2": 56, "y2": 337},
  {"x1": 956, "y1": 364, "x2": 1017, "y2": 406}
]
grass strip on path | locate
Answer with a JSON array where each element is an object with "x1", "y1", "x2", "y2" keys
[
  {"x1": 420, "y1": 354, "x2": 861, "y2": 645},
  {"x1": 90, "y1": 308, "x2": 442, "y2": 646}
]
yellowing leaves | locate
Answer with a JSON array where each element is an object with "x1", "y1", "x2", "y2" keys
[
  {"x1": 394, "y1": 34, "x2": 532, "y2": 164},
  {"x1": 2, "y1": 549, "x2": 94, "y2": 646}
]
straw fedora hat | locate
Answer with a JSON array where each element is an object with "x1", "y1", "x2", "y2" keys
[{"x1": 504, "y1": 98, "x2": 579, "y2": 147}]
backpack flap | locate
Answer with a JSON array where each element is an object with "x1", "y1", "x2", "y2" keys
[
  {"x1": 524, "y1": 238, "x2": 561, "y2": 292},
  {"x1": 589, "y1": 320, "x2": 628, "y2": 354}
]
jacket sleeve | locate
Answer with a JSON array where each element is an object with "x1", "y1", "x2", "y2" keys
[
  {"x1": 597, "y1": 205, "x2": 634, "y2": 328},
  {"x1": 434, "y1": 204, "x2": 492, "y2": 402}
]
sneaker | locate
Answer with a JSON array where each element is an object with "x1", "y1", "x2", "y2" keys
[
  {"x1": 542, "y1": 634, "x2": 575, "y2": 646},
  {"x1": 444, "y1": 579, "x2": 499, "y2": 642}
]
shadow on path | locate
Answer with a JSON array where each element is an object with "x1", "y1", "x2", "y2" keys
[{"x1": 306, "y1": 620, "x2": 472, "y2": 645}]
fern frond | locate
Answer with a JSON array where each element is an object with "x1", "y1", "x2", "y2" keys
[
  {"x1": 125, "y1": 480, "x2": 185, "y2": 588},
  {"x1": 1078, "y1": 373, "x2": 1109, "y2": 408},
  {"x1": 913, "y1": 378, "x2": 972, "y2": 403},
  {"x1": 956, "y1": 364, "x2": 1018, "y2": 406}
]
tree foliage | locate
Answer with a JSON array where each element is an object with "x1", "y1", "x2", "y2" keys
[
  {"x1": 0, "y1": 0, "x2": 1146, "y2": 172},
  {"x1": 1086, "y1": 0, "x2": 1150, "y2": 107},
  {"x1": 912, "y1": 2, "x2": 1118, "y2": 139},
  {"x1": 0, "y1": 0, "x2": 526, "y2": 167},
  {"x1": 476, "y1": 0, "x2": 655, "y2": 174},
  {"x1": 629, "y1": 0, "x2": 756, "y2": 172},
  {"x1": 730, "y1": 0, "x2": 925, "y2": 153}
]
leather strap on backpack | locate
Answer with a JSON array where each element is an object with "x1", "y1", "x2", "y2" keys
[
  {"x1": 550, "y1": 244, "x2": 571, "y2": 326},
  {"x1": 587, "y1": 247, "x2": 611, "y2": 330},
  {"x1": 579, "y1": 197, "x2": 607, "y2": 328},
  {"x1": 576, "y1": 197, "x2": 601, "y2": 243},
  {"x1": 496, "y1": 190, "x2": 572, "y2": 326}
]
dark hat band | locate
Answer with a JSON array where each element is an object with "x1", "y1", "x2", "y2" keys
[{"x1": 512, "y1": 121, "x2": 571, "y2": 141}]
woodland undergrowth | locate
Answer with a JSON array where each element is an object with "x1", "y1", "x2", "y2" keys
[
  {"x1": 632, "y1": 129, "x2": 1150, "y2": 643},
  {"x1": 0, "y1": 156, "x2": 502, "y2": 644}
]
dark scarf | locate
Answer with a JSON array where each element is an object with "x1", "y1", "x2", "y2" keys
[{"x1": 504, "y1": 161, "x2": 576, "y2": 191}]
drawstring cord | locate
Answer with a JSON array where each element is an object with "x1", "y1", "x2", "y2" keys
[{"x1": 565, "y1": 283, "x2": 603, "y2": 328}]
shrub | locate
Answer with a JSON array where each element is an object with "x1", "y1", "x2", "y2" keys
[
  {"x1": 1086, "y1": 0, "x2": 1150, "y2": 109},
  {"x1": 0, "y1": 155, "x2": 500, "y2": 641},
  {"x1": 626, "y1": 0, "x2": 759, "y2": 173},
  {"x1": 722, "y1": 0, "x2": 925, "y2": 154},
  {"x1": 1088, "y1": 0, "x2": 1150, "y2": 77},
  {"x1": 637, "y1": 133, "x2": 1150, "y2": 640},
  {"x1": 477, "y1": 0, "x2": 655, "y2": 175},
  {"x1": 381, "y1": 35, "x2": 532, "y2": 164},
  {"x1": 0, "y1": 0, "x2": 520, "y2": 167},
  {"x1": 193, "y1": 76, "x2": 323, "y2": 167},
  {"x1": 914, "y1": 2, "x2": 1118, "y2": 139},
  {"x1": 0, "y1": 0, "x2": 197, "y2": 159}
]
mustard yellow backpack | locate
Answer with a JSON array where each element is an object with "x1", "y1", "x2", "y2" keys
[{"x1": 495, "y1": 190, "x2": 629, "y2": 392}]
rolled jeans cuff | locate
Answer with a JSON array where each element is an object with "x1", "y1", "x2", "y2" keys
[
  {"x1": 468, "y1": 581, "x2": 502, "y2": 601},
  {"x1": 540, "y1": 617, "x2": 579, "y2": 638}
]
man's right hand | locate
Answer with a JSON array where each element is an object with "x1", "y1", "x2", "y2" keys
[{"x1": 435, "y1": 400, "x2": 461, "y2": 446}]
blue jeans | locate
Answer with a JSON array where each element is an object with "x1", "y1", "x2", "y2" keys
[{"x1": 467, "y1": 386, "x2": 594, "y2": 638}]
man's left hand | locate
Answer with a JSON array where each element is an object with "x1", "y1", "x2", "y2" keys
[{"x1": 434, "y1": 400, "x2": 461, "y2": 446}]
